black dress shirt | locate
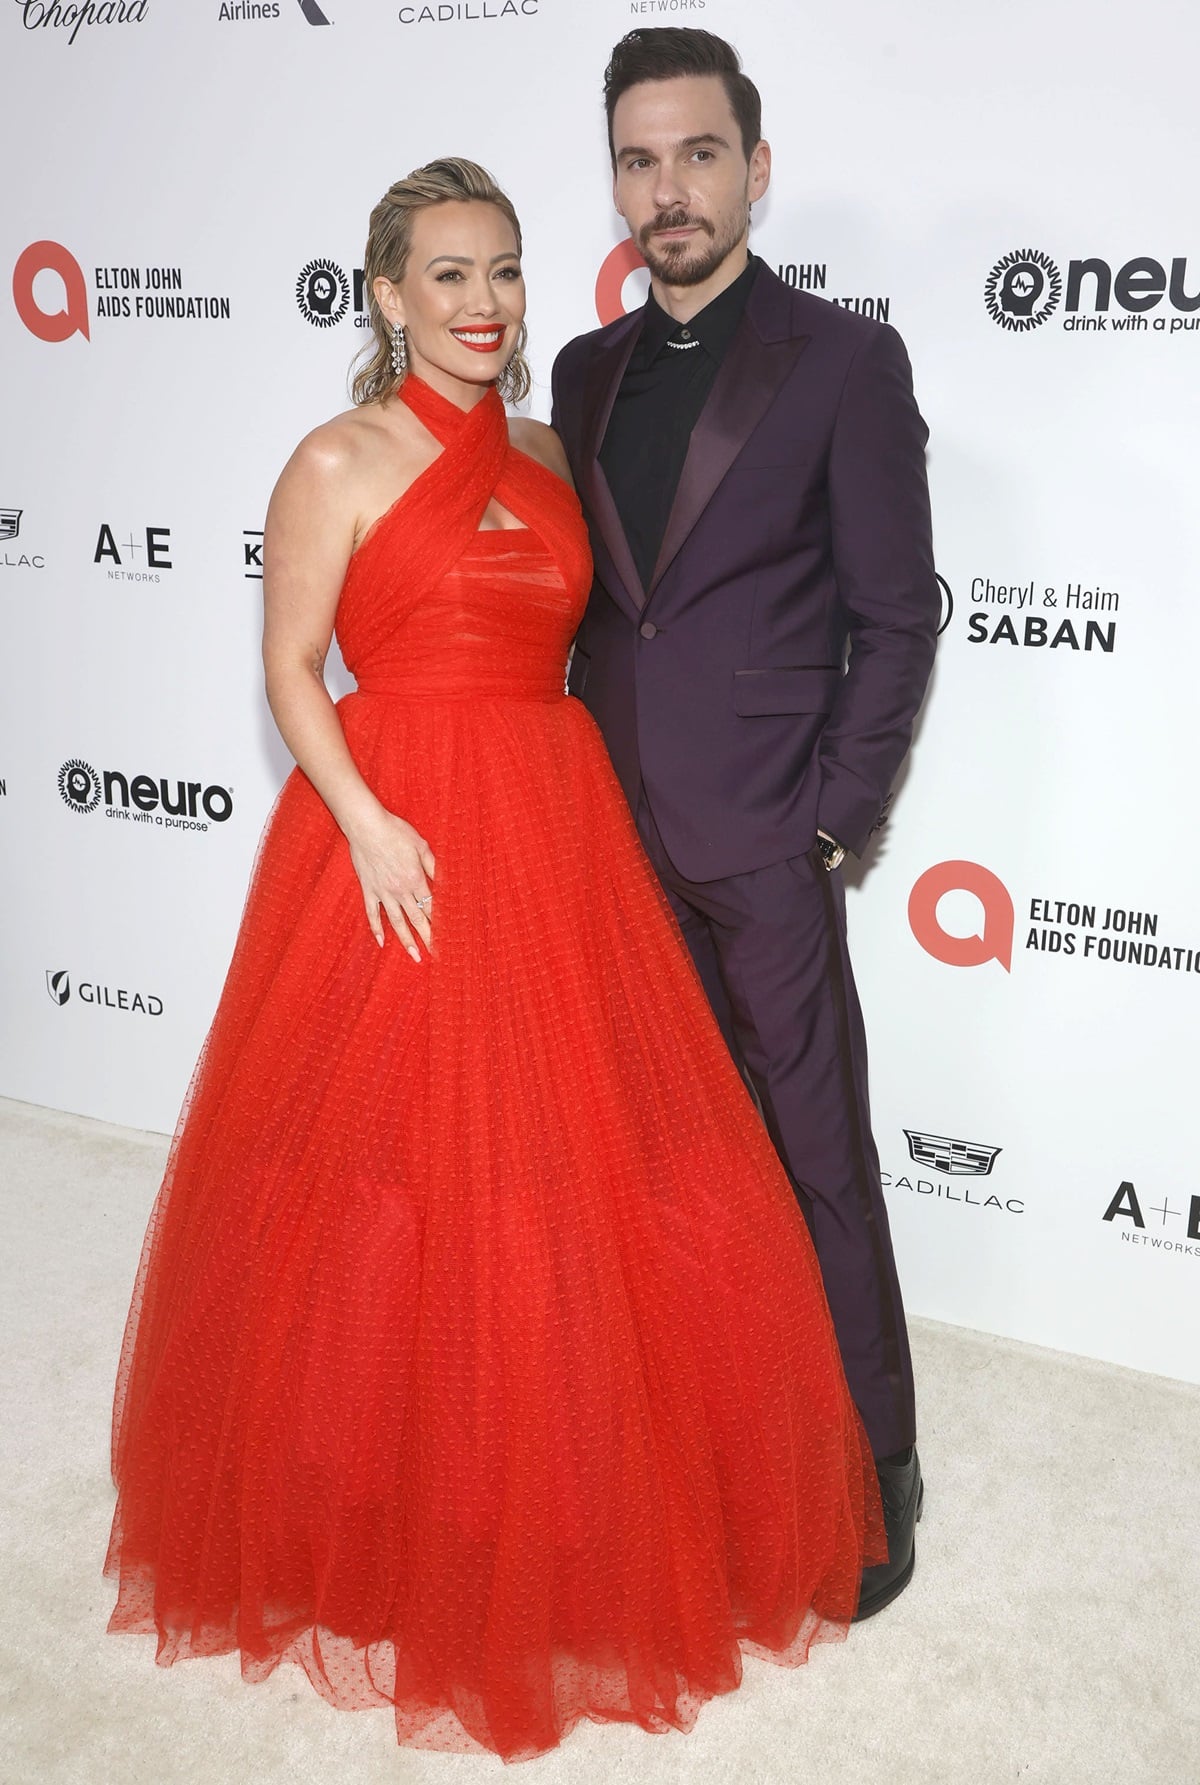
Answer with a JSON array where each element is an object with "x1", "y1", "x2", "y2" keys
[{"x1": 599, "y1": 255, "x2": 759, "y2": 591}]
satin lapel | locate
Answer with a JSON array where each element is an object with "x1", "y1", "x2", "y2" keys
[
  {"x1": 578, "y1": 314, "x2": 646, "y2": 615},
  {"x1": 648, "y1": 316, "x2": 810, "y2": 598}
]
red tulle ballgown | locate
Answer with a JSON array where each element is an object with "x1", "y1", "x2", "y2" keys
[{"x1": 105, "y1": 375, "x2": 884, "y2": 1763}]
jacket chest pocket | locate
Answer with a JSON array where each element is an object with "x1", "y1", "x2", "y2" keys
[{"x1": 732, "y1": 665, "x2": 841, "y2": 715}]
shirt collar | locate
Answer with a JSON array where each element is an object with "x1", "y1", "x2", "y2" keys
[{"x1": 639, "y1": 253, "x2": 759, "y2": 361}]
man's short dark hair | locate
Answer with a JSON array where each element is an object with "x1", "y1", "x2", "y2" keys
[{"x1": 604, "y1": 28, "x2": 763, "y2": 168}]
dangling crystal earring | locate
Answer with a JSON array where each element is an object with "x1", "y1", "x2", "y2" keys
[{"x1": 391, "y1": 322, "x2": 408, "y2": 377}]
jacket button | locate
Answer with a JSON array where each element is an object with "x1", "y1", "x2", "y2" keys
[{"x1": 639, "y1": 621, "x2": 658, "y2": 640}]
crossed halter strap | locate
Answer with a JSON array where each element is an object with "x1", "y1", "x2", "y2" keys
[{"x1": 334, "y1": 376, "x2": 589, "y2": 682}]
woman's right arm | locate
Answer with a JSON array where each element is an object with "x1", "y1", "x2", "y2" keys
[{"x1": 262, "y1": 431, "x2": 435, "y2": 959}]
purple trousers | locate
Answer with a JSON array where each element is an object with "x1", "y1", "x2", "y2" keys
[{"x1": 635, "y1": 788, "x2": 916, "y2": 1459}]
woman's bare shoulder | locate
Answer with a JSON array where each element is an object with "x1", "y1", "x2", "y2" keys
[
  {"x1": 273, "y1": 403, "x2": 421, "y2": 513},
  {"x1": 508, "y1": 417, "x2": 573, "y2": 488},
  {"x1": 284, "y1": 405, "x2": 392, "y2": 480}
]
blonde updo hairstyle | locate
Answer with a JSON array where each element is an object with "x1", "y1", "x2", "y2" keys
[{"x1": 352, "y1": 157, "x2": 532, "y2": 407}]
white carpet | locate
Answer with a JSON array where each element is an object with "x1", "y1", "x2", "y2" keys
[{"x1": 2, "y1": 1094, "x2": 1197, "y2": 1784}]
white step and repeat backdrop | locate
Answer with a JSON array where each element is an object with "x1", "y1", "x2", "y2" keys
[{"x1": 2, "y1": 1, "x2": 1197, "y2": 1385}]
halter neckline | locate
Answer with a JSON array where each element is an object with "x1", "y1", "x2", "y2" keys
[{"x1": 397, "y1": 373, "x2": 504, "y2": 437}]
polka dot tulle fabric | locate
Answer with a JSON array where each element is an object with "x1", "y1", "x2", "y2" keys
[{"x1": 105, "y1": 377, "x2": 883, "y2": 1762}]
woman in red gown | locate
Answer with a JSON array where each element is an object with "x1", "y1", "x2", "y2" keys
[{"x1": 105, "y1": 158, "x2": 883, "y2": 1763}]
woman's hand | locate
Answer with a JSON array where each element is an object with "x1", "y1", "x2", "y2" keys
[
  {"x1": 262, "y1": 423, "x2": 439, "y2": 962},
  {"x1": 346, "y1": 808, "x2": 437, "y2": 958}
]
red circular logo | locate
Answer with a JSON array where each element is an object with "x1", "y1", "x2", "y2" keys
[
  {"x1": 908, "y1": 861, "x2": 1014, "y2": 973},
  {"x1": 12, "y1": 240, "x2": 90, "y2": 342},
  {"x1": 594, "y1": 240, "x2": 648, "y2": 326}
]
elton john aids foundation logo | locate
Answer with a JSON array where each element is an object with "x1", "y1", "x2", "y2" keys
[
  {"x1": 984, "y1": 249, "x2": 1062, "y2": 332},
  {"x1": 908, "y1": 861, "x2": 1015, "y2": 972},
  {"x1": 13, "y1": 241, "x2": 231, "y2": 337},
  {"x1": 12, "y1": 240, "x2": 90, "y2": 342},
  {"x1": 595, "y1": 241, "x2": 649, "y2": 326}
]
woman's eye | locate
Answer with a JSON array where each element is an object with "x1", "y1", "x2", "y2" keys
[
  {"x1": 496, "y1": 267, "x2": 522, "y2": 281},
  {"x1": 436, "y1": 269, "x2": 463, "y2": 283}
]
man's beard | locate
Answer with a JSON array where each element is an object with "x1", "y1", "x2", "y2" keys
[{"x1": 637, "y1": 205, "x2": 748, "y2": 288}]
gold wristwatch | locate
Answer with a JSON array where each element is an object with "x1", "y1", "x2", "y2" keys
[{"x1": 816, "y1": 834, "x2": 846, "y2": 872}]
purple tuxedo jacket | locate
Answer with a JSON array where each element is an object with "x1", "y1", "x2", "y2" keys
[{"x1": 550, "y1": 262, "x2": 939, "y2": 881}]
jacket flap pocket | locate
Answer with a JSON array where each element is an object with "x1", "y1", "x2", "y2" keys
[{"x1": 733, "y1": 665, "x2": 841, "y2": 715}]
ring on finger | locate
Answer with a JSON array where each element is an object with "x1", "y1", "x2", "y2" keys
[{"x1": 416, "y1": 894, "x2": 432, "y2": 910}]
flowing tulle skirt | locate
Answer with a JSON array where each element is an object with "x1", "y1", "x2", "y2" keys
[{"x1": 105, "y1": 683, "x2": 883, "y2": 1762}]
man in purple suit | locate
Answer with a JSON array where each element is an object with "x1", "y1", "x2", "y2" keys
[{"x1": 551, "y1": 28, "x2": 939, "y2": 1618}]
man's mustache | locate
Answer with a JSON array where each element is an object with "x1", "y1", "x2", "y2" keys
[{"x1": 639, "y1": 210, "x2": 714, "y2": 250}]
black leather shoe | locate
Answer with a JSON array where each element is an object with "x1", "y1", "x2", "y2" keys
[{"x1": 853, "y1": 1447, "x2": 923, "y2": 1621}]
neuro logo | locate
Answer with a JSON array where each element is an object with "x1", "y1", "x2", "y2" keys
[
  {"x1": 904, "y1": 1130, "x2": 1002, "y2": 1177},
  {"x1": 11, "y1": 240, "x2": 90, "y2": 342},
  {"x1": 936, "y1": 574, "x2": 953, "y2": 637},
  {"x1": 57, "y1": 758, "x2": 234, "y2": 826},
  {"x1": 908, "y1": 860, "x2": 1015, "y2": 973},
  {"x1": 58, "y1": 758, "x2": 102, "y2": 814},
  {"x1": 46, "y1": 969, "x2": 71, "y2": 1006},
  {"x1": 296, "y1": 258, "x2": 350, "y2": 328},
  {"x1": 595, "y1": 240, "x2": 648, "y2": 326},
  {"x1": 984, "y1": 249, "x2": 1062, "y2": 332},
  {"x1": 297, "y1": 0, "x2": 331, "y2": 19}
]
